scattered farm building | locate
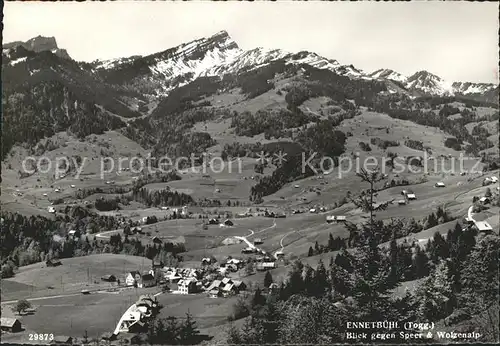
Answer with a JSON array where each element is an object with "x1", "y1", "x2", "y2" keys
[
  {"x1": 178, "y1": 279, "x2": 198, "y2": 294},
  {"x1": 101, "y1": 274, "x2": 116, "y2": 282},
  {"x1": 208, "y1": 289, "x2": 222, "y2": 298},
  {"x1": 201, "y1": 257, "x2": 213, "y2": 265},
  {"x1": 152, "y1": 260, "x2": 164, "y2": 269},
  {"x1": 140, "y1": 274, "x2": 156, "y2": 288},
  {"x1": 46, "y1": 258, "x2": 62, "y2": 267},
  {"x1": 206, "y1": 280, "x2": 223, "y2": 292},
  {"x1": 223, "y1": 219, "x2": 234, "y2": 226},
  {"x1": 472, "y1": 221, "x2": 493, "y2": 233},
  {"x1": 268, "y1": 283, "x2": 279, "y2": 292},
  {"x1": 1, "y1": 318, "x2": 22, "y2": 333},
  {"x1": 253, "y1": 238, "x2": 263, "y2": 245},
  {"x1": 435, "y1": 182, "x2": 446, "y2": 188},
  {"x1": 326, "y1": 215, "x2": 346, "y2": 223},
  {"x1": 479, "y1": 197, "x2": 490, "y2": 204},
  {"x1": 50, "y1": 336, "x2": 73, "y2": 345},
  {"x1": 152, "y1": 236, "x2": 163, "y2": 244},
  {"x1": 208, "y1": 218, "x2": 219, "y2": 225},
  {"x1": 406, "y1": 193, "x2": 416, "y2": 200},
  {"x1": 256, "y1": 262, "x2": 277, "y2": 271},
  {"x1": 227, "y1": 258, "x2": 242, "y2": 266},
  {"x1": 126, "y1": 271, "x2": 142, "y2": 286},
  {"x1": 242, "y1": 247, "x2": 257, "y2": 254}
]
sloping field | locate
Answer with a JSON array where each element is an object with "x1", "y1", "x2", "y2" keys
[{"x1": 1, "y1": 254, "x2": 149, "y2": 300}]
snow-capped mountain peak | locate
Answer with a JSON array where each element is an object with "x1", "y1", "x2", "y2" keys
[
  {"x1": 369, "y1": 68, "x2": 407, "y2": 83},
  {"x1": 405, "y1": 70, "x2": 455, "y2": 96}
]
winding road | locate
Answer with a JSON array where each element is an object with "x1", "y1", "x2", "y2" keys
[{"x1": 234, "y1": 220, "x2": 277, "y2": 253}]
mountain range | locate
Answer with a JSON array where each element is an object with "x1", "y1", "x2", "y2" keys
[
  {"x1": 1, "y1": 31, "x2": 498, "y2": 161},
  {"x1": 3, "y1": 31, "x2": 498, "y2": 101}
]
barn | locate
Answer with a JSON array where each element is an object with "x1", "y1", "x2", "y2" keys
[{"x1": 1, "y1": 318, "x2": 22, "y2": 332}]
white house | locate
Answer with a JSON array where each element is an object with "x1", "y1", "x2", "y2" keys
[
  {"x1": 227, "y1": 258, "x2": 242, "y2": 266},
  {"x1": 326, "y1": 215, "x2": 336, "y2": 223},
  {"x1": 406, "y1": 193, "x2": 417, "y2": 200},
  {"x1": 435, "y1": 182, "x2": 446, "y2": 188},
  {"x1": 473, "y1": 221, "x2": 493, "y2": 232},
  {"x1": 178, "y1": 279, "x2": 197, "y2": 294},
  {"x1": 48, "y1": 206, "x2": 56, "y2": 213},
  {"x1": 181, "y1": 206, "x2": 188, "y2": 216},
  {"x1": 490, "y1": 176, "x2": 498, "y2": 183},
  {"x1": 126, "y1": 271, "x2": 142, "y2": 286},
  {"x1": 479, "y1": 197, "x2": 490, "y2": 204},
  {"x1": 326, "y1": 215, "x2": 347, "y2": 223},
  {"x1": 256, "y1": 262, "x2": 276, "y2": 271}
]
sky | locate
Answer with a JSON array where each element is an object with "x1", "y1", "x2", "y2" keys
[{"x1": 3, "y1": 1, "x2": 499, "y2": 83}]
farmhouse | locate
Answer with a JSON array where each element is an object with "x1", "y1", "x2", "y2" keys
[
  {"x1": 227, "y1": 258, "x2": 242, "y2": 266},
  {"x1": 482, "y1": 178, "x2": 493, "y2": 186},
  {"x1": 152, "y1": 260, "x2": 164, "y2": 269},
  {"x1": 253, "y1": 238, "x2": 263, "y2": 245},
  {"x1": 398, "y1": 200, "x2": 407, "y2": 205},
  {"x1": 275, "y1": 251, "x2": 285, "y2": 258},
  {"x1": 140, "y1": 273, "x2": 156, "y2": 288},
  {"x1": 206, "y1": 280, "x2": 223, "y2": 292},
  {"x1": 208, "y1": 289, "x2": 221, "y2": 298},
  {"x1": 479, "y1": 197, "x2": 490, "y2": 204},
  {"x1": 201, "y1": 257, "x2": 213, "y2": 265},
  {"x1": 406, "y1": 193, "x2": 416, "y2": 200},
  {"x1": 336, "y1": 215, "x2": 347, "y2": 222},
  {"x1": 326, "y1": 215, "x2": 336, "y2": 223},
  {"x1": 491, "y1": 176, "x2": 498, "y2": 183},
  {"x1": 177, "y1": 279, "x2": 198, "y2": 294},
  {"x1": 132, "y1": 227, "x2": 143, "y2": 234},
  {"x1": 48, "y1": 206, "x2": 56, "y2": 213},
  {"x1": 222, "y1": 283, "x2": 237, "y2": 297},
  {"x1": 224, "y1": 263, "x2": 238, "y2": 272},
  {"x1": 242, "y1": 247, "x2": 257, "y2": 254},
  {"x1": 223, "y1": 219, "x2": 234, "y2": 226},
  {"x1": 208, "y1": 218, "x2": 219, "y2": 225},
  {"x1": 126, "y1": 271, "x2": 142, "y2": 286},
  {"x1": 233, "y1": 280, "x2": 246, "y2": 291},
  {"x1": 46, "y1": 258, "x2": 62, "y2": 267},
  {"x1": 152, "y1": 236, "x2": 163, "y2": 244},
  {"x1": 101, "y1": 274, "x2": 116, "y2": 282},
  {"x1": 473, "y1": 221, "x2": 493, "y2": 233},
  {"x1": 435, "y1": 182, "x2": 446, "y2": 188},
  {"x1": 268, "y1": 283, "x2": 279, "y2": 293},
  {"x1": 256, "y1": 262, "x2": 276, "y2": 271},
  {"x1": 1, "y1": 317, "x2": 22, "y2": 333}
]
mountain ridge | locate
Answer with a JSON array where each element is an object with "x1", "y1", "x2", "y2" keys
[
  {"x1": 4, "y1": 31, "x2": 497, "y2": 100},
  {"x1": 3, "y1": 35, "x2": 71, "y2": 60}
]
